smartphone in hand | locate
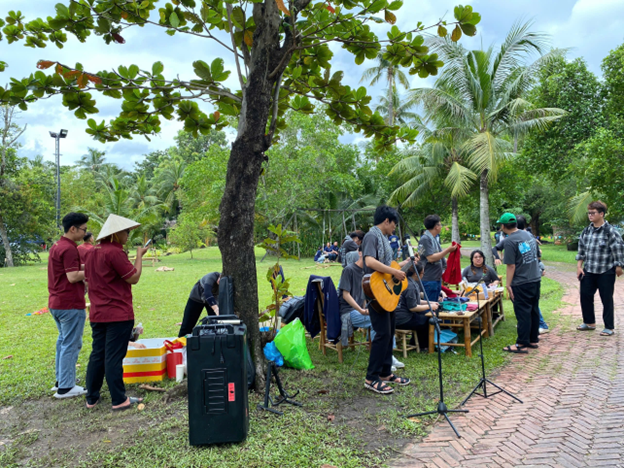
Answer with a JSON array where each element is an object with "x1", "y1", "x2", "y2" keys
[{"x1": 144, "y1": 239, "x2": 152, "y2": 249}]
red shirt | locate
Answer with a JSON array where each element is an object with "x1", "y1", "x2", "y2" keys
[
  {"x1": 85, "y1": 241, "x2": 137, "y2": 323},
  {"x1": 77, "y1": 242, "x2": 94, "y2": 264},
  {"x1": 48, "y1": 237, "x2": 86, "y2": 310}
]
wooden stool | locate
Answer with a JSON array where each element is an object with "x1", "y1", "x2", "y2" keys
[{"x1": 394, "y1": 329, "x2": 419, "y2": 358}]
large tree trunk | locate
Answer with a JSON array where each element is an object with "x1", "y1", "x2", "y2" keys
[
  {"x1": 479, "y1": 170, "x2": 494, "y2": 266},
  {"x1": 217, "y1": 0, "x2": 293, "y2": 391},
  {"x1": 0, "y1": 213, "x2": 13, "y2": 267},
  {"x1": 451, "y1": 196, "x2": 460, "y2": 244}
]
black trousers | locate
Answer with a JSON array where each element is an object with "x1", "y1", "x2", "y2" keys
[
  {"x1": 366, "y1": 306, "x2": 395, "y2": 381},
  {"x1": 396, "y1": 315, "x2": 429, "y2": 350},
  {"x1": 178, "y1": 298, "x2": 215, "y2": 337},
  {"x1": 511, "y1": 281, "x2": 541, "y2": 346},
  {"x1": 580, "y1": 269, "x2": 616, "y2": 330},
  {"x1": 86, "y1": 320, "x2": 134, "y2": 406}
]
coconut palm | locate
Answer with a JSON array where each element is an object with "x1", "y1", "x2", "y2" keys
[
  {"x1": 77, "y1": 148, "x2": 106, "y2": 173},
  {"x1": 389, "y1": 125, "x2": 476, "y2": 243},
  {"x1": 361, "y1": 49, "x2": 411, "y2": 125},
  {"x1": 375, "y1": 86, "x2": 418, "y2": 126},
  {"x1": 155, "y1": 159, "x2": 186, "y2": 216},
  {"x1": 411, "y1": 21, "x2": 566, "y2": 264}
]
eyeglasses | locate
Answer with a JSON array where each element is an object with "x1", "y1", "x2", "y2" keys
[
  {"x1": 587, "y1": 211, "x2": 599, "y2": 216},
  {"x1": 74, "y1": 226, "x2": 87, "y2": 233}
]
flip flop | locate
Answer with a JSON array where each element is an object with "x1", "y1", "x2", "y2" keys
[
  {"x1": 576, "y1": 324, "x2": 596, "y2": 331},
  {"x1": 503, "y1": 345, "x2": 528, "y2": 354},
  {"x1": 600, "y1": 329, "x2": 615, "y2": 336},
  {"x1": 86, "y1": 398, "x2": 100, "y2": 409},
  {"x1": 111, "y1": 396, "x2": 143, "y2": 411}
]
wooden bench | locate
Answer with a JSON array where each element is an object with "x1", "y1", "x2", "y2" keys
[{"x1": 395, "y1": 329, "x2": 420, "y2": 358}]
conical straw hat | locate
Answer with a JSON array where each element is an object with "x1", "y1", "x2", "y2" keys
[{"x1": 96, "y1": 214, "x2": 141, "y2": 241}]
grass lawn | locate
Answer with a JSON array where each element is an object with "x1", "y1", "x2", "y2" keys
[{"x1": 0, "y1": 245, "x2": 565, "y2": 467}]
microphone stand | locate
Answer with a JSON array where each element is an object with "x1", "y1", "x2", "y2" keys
[
  {"x1": 461, "y1": 277, "x2": 522, "y2": 406},
  {"x1": 402, "y1": 239, "x2": 468, "y2": 438}
]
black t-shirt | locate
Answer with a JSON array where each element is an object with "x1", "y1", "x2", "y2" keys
[
  {"x1": 338, "y1": 263, "x2": 365, "y2": 316},
  {"x1": 395, "y1": 278, "x2": 428, "y2": 327},
  {"x1": 189, "y1": 272, "x2": 220, "y2": 305},
  {"x1": 461, "y1": 265, "x2": 499, "y2": 285}
]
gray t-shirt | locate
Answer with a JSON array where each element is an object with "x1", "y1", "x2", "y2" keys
[
  {"x1": 462, "y1": 265, "x2": 499, "y2": 285},
  {"x1": 418, "y1": 233, "x2": 446, "y2": 282},
  {"x1": 395, "y1": 278, "x2": 428, "y2": 327},
  {"x1": 361, "y1": 231, "x2": 387, "y2": 275},
  {"x1": 503, "y1": 230, "x2": 541, "y2": 286},
  {"x1": 338, "y1": 262, "x2": 365, "y2": 316}
]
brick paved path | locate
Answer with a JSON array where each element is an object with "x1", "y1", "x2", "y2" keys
[{"x1": 391, "y1": 263, "x2": 624, "y2": 468}]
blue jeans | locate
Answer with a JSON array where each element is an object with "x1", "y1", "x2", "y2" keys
[
  {"x1": 349, "y1": 310, "x2": 396, "y2": 347},
  {"x1": 50, "y1": 309, "x2": 86, "y2": 389},
  {"x1": 421, "y1": 281, "x2": 442, "y2": 303},
  {"x1": 538, "y1": 308, "x2": 548, "y2": 329}
]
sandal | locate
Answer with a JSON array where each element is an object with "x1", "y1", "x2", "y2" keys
[
  {"x1": 526, "y1": 344, "x2": 539, "y2": 349},
  {"x1": 382, "y1": 374, "x2": 411, "y2": 386},
  {"x1": 577, "y1": 324, "x2": 596, "y2": 331},
  {"x1": 600, "y1": 329, "x2": 615, "y2": 336},
  {"x1": 364, "y1": 380, "x2": 394, "y2": 394},
  {"x1": 112, "y1": 396, "x2": 143, "y2": 411},
  {"x1": 86, "y1": 398, "x2": 100, "y2": 409},
  {"x1": 503, "y1": 345, "x2": 528, "y2": 354}
]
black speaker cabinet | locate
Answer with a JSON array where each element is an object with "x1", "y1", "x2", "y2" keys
[{"x1": 187, "y1": 315, "x2": 249, "y2": 446}]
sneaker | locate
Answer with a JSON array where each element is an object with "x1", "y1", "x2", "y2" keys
[
  {"x1": 539, "y1": 328, "x2": 550, "y2": 334},
  {"x1": 391, "y1": 365, "x2": 397, "y2": 372},
  {"x1": 54, "y1": 385, "x2": 87, "y2": 399},
  {"x1": 50, "y1": 385, "x2": 58, "y2": 392},
  {"x1": 391, "y1": 356, "x2": 405, "y2": 369}
]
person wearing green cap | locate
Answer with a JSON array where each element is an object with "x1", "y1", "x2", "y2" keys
[{"x1": 497, "y1": 212, "x2": 542, "y2": 353}]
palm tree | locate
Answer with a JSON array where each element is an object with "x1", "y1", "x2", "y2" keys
[
  {"x1": 389, "y1": 125, "x2": 476, "y2": 243},
  {"x1": 411, "y1": 22, "x2": 565, "y2": 264},
  {"x1": 77, "y1": 148, "x2": 106, "y2": 172},
  {"x1": 375, "y1": 86, "x2": 418, "y2": 126},
  {"x1": 361, "y1": 49, "x2": 411, "y2": 125},
  {"x1": 155, "y1": 159, "x2": 187, "y2": 216}
]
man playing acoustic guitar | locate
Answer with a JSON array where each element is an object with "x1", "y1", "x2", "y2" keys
[{"x1": 362, "y1": 205, "x2": 413, "y2": 394}]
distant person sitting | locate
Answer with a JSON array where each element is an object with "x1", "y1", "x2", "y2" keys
[
  {"x1": 333, "y1": 241, "x2": 341, "y2": 261},
  {"x1": 324, "y1": 242, "x2": 338, "y2": 262},
  {"x1": 77, "y1": 232, "x2": 95, "y2": 265},
  {"x1": 462, "y1": 250, "x2": 500, "y2": 286},
  {"x1": 388, "y1": 231, "x2": 400, "y2": 260},
  {"x1": 178, "y1": 272, "x2": 221, "y2": 337},
  {"x1": 314, "y1": 246, "x2": 326, "y2": 263},
  {"x1": 341, "y1": 230, "x2": 365, "y2": 267},
  {"x1": 396, "y1": 262, "x2": 438, "y2": 350}
]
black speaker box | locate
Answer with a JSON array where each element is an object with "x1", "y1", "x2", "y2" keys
[{"x1": 187, "y1": 315, "x2": 249, "y2": 446}]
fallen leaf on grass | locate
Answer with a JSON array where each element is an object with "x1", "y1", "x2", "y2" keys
[
  {"x1": 3, "y1": 355, "x2": 13, "y2": 360},
  {"x1": 318, "y1": 389, "x2": 329, "y2": 394},
  {"x1": 10, "y1": 284, "x2": 15, "y2": 286},
  {"x1": 377, "y1": 425, "x2": 386, "y2": 431},
  {"x1": 137, "y1": 403, "x2": 145, "y2": 411},
  {"x1": 407, "y1": 417, "x2": 421, "y2": 423},
  {"x1": 103, "y1": 440, "x2": 111, "y2": 443},
  {"x1": 327, "y1": 413, "x2": 335, "y2": 422},
  {"x1": 76, "y1": 364, "x2": 81, "y2": 367},
  {"x1": 321, "y1": 465, "x2": 338, "y2": 468},
  {"x1": 139, "y1": 384, "x2": 166, "y2": 392}
]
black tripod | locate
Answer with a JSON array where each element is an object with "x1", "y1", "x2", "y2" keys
[
  {"x1": 461, "y1": 279, "x2": 522, "y2": 406},
  {"x1": 402, "y1": 240, "x2": 468, "y2": 438},
  {"x1": 257, "y1": 362, "x2": 302, "y2": 415}
]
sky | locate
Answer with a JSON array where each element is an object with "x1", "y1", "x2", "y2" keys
[{"x1": 1, "y1": 0, "x2": 623, "y2": 169}]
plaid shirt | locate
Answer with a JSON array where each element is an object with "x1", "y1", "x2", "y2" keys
[{"x1": 576, "y1": 221, "x2": 624, "y2": 274}]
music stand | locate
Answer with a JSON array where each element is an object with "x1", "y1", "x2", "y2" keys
[{"x1": 461, "y1": 279, "x2": 522, "y2": 406}]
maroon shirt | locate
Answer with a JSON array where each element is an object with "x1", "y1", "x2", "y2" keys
[
  {"x1": 48, "y1": 237, "x2": 86, "y2": 310},
  {"x1": 77, "y1": 242, "x2": 94, "y2": 265},
  {"x1": 85, "y1": 241, "x2": 137, "y2": 323}
]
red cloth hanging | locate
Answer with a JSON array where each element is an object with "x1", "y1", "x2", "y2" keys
[
  {"x1": 442, "y1": 241, "x2": 462, "y2": 285},
  {"x1": 441, "y1": 285, "x2": 458, "y2": 298}
]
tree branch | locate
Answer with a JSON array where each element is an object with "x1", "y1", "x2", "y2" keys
[{"x1": 226, "y1": 3, "x2": 246, "y2": 90}]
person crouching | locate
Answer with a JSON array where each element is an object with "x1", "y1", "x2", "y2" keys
[{"x1": 84, "y1": 214, "x2": 148, "y2": 410}]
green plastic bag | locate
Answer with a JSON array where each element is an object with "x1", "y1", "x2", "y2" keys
[{"x1": 273, "y1": 318, "x2": 314, "y2": 370}]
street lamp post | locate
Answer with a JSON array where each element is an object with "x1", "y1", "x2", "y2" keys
[{"x1": 49, "y1": 129, "x2": 68, "y2": 228}]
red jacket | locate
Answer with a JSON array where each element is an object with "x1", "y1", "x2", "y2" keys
[{"x1": 442, "y1": 242, "x2": 462, "y2": 285}]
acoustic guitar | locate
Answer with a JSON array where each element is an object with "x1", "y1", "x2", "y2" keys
[{"x1": 362, "y1": 261, "x2": 410, "y2": 312}]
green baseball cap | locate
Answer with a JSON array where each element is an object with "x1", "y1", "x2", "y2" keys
[{"x1": 496, "y1": 212, "x2": 516, "y2": 224}]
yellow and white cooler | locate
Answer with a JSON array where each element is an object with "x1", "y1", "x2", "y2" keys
[{"x1": 123, "y1": 338, "x2": 177, "y2": 384}]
